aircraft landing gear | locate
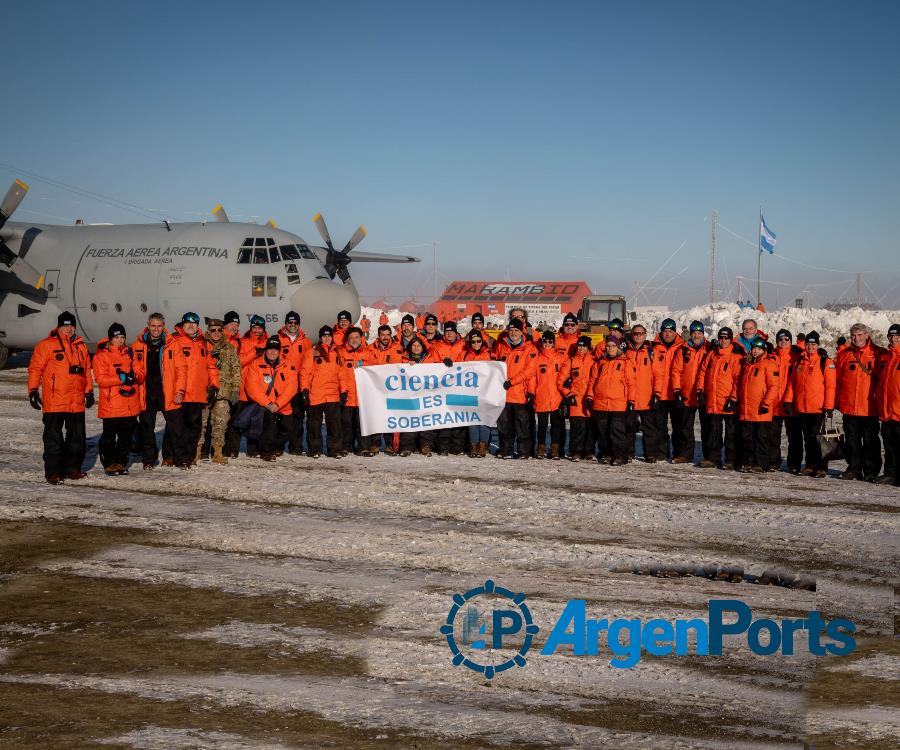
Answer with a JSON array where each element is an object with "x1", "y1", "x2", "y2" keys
[{"x1": 0, "y1": 343, "x2": 9, "y2": 370}]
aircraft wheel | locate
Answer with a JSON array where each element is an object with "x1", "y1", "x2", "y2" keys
[{"x1": 0, "y1": 344, "x2": 8, "y2": 370}]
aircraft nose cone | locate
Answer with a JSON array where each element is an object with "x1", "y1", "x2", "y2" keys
[{"x1": 290, "y1": 279, "x2": 360, "y2": 337}]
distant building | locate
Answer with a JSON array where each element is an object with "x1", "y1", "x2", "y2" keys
[{"x1": 432, "y1": 280, "x2": 591, "y2": 321}]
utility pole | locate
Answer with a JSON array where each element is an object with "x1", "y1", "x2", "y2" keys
[
  {"x1": 756, "y1": 206, "x2": 762, "y2": 307},
  {"x1": 710, "y1": 209, "x2": 717, "y2": 304}
]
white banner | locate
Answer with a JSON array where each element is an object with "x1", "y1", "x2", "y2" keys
[{"x1": 355, "y1": 361, "x2": 508, "y2": 435}]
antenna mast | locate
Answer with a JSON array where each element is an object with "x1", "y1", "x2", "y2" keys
[{"x1": 710, "y1": 209, "x2": 717, "y2": 303}]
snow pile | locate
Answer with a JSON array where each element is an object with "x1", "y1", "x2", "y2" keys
[{"x1": 361, "y1": 303, "x2": 900, "y2": 349}]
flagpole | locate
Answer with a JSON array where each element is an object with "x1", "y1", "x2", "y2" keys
[{"x1": 756, "y1": 205, "x2": 762, "y2": 308}]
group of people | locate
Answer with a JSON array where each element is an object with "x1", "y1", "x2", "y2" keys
[{"x1": 26, "y1": 307, "x2": 900, "y2": 487}]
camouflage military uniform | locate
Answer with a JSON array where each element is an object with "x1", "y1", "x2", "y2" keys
[{"x1": 199, "y1": 331, "x2": 242, "y2": 461}]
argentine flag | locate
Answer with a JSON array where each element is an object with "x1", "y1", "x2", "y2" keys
[{"x1": 760, "y1": 215, "x2": 777, "y2": 254}]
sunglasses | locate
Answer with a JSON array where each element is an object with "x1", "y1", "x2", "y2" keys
[
  {"x1": 632, "y1": 331, "x2": 647, "y2": 336},
  {"x1": 209, "y1": 327, "x2": 223, "y2": 332},
  {"x1": 470, "y1": 339, "x2": 483, "y2": 344},
  {"x1": 777, "y1": 336, "x2": 791, "y2": 341},
  {"x1": 564, "y1": 322, "x2": 577, "y2": 327},
  {"x1": 719, "y1": 335, "x2": 732, "y2": 340}
]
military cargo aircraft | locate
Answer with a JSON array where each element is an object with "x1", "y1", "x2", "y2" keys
[{"x1": 0, "y1": 179, "x2": 419, "y2": 367}]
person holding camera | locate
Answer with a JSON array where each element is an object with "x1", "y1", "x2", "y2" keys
[
  {"x1": 27, "y1": 311, "x2": 95, "y2": 484},
  {"x1": 92, "y1": 323, "x2": 144, "y2": 475}
]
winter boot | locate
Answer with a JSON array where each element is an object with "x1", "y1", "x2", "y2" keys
[
  {"x1": 212, "y1": 445, "x2": 228, "y2": 465},
  {"x1": 535, "y1": 444, "x2": 546, "y2": 459},
  {"x1": 195, "y1": 442, "x2": 204, "y2": 463},
  {"x1": 550, "y1": 443, "x2": 560, "y2": 460}
]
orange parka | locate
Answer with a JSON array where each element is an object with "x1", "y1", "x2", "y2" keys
[
  {"x1": 463, "y1": 345, "x2": 494, "y2": 362},
  {"x1": 588, "y1": 352, "x2": 635, "y2": 412},
  {"x1": 651, "y1": 334, "x2": 684, "y2": 401},
  {"x1": 366, "y1": 338, "x2": 406, "y2": 365},
  {"x1": 875, "y1": 345, "x2": 900, "y2": 422},
  {"x1": 626, "y1": 343, "x2": 655, "y2": 410},
  {"x1": 27, "y1": 329, "x2": 94, "y2": 413},
  {"x1": 534, "y1": 348, "x2": 566, "y2": 412},
  {"x1": 276, "y1": 326, "x2": 311, "y2": 371},
  {"x1": 434, "y1": 335, "x2": 467, "y2": 362},
  {"x1": 92, "y1": 339, "x2": 145, "y2": 418},
  {"x1": 771, "y1": 344, "x2": 802, "y2": 417},
  {"x1": 697, "y1": 343, "x2": 743, "y2": 415},
  {"x1": 300, "y1": 342, "x2": 350, "y2": 406},
  {"x1": 332, "y1": 324, "x2": 351, "y2": 348},
  {"x1": 494, "y1": 337, "x2": 537, "y2": 405},
  {"x1": 557, "y1": 349, "x2": 594, "y2": 418},
  {"x1": 671, "y1": 339, "x2": 711, "y2": 408},
  {"x1": 737, "y1": 355, "x2": 779, "y2": 422},
  {"x1": 238, "y1": 329, "x2": 269, "y2": 401},
  {"x1": 164, "y1": 325, "x2": 220, "y2": 407},
  {"x1": 338, "y1": 343, "x2": 369, "y2": 407},
  {"x1": 785, "y1": 349, "x2": 836, "y2": 414},
  {"x1": 245, "y1": 355, "x2": 299, "y2": 415},
  {"x1": 554, "y1": 330, "x2": 580, "y2": 358},
  {"x1": 835, "y1": 340, "x2": 884, "y2": 417}
]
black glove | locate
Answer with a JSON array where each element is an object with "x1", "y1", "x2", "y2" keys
[
  {"x1": 85, "y1": 392, "x2": 95, "y2": 409},
  {"x1": 783, "y1": 402, "x2": 794, "y2": 416},
  {"x1": 503, "y1": 380, "x2": 512, "y2": 390},
  {"x1": 442, "y1": 357, "x2": 453, "y2": 368},
  {"x1": 824, "y1": 408, "x2": 833, "y2": 418},
  {"x1": 626, "y1": 401, "x2": 635, "y2": 413},
  {"x1": 674, "y1": 390, "x2": 684, "y2": 406},
  {"x1": 758, "y1": 404, "x2": 769, "y2": 415},
  {"x1": 723, "y1": 398, "x2": 736, "y2": 413},
  {"x1": 697, "y1": 391, "x2": 706, "y2": 409},
  {"x1": 567, "y1": 394, "x2": 578, "y2": 406},
  {"x1": 300, "y1": 389, "x2": 310, "y2": 407},
  {"x1": 123, "y1": 371, "x2": 136, "y2": 385},
  {"x1": 28, "y1": 390, "x2": 42, "y2": 410},
  {"x1": 207, "y1": 385, "x2": 219, "y2": 406},
  {"x1": 584, "y1": 397, "x2": 593, "y2": 410},
  {"x1": 340, "y1": 391, "x2": 348, "y2": 405},
  {"x1": 525, "y1": 393, "x2": 535, "y2": 407},
  {"x1": 562, "y1": 377, "x2": 572, "y2": 389},
  {"x1": 650, "y1": 394, "x2": 660, "y2": 409}
]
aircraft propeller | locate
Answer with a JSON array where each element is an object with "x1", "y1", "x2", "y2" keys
[
  {"x1": 312, "y1": 212, "x2": 366, "y2": 283},
  {"x1": 0, "y1": 179, "x2": 47, "y2": 296}
]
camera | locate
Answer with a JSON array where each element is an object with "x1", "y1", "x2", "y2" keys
[
  {"x1": 118, "y1": 387, "x2": 136, "y2": 397},
  {"x1": 69, "y1": 365, "x2": 85, "y2": 375}
]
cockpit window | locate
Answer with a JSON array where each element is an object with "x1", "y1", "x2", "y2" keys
[
  {"x1": 253, "y1": 247, "x2": 268, "y2": 264},
  {"x1": 298, "y1": 244, "x2": 316, "y2": 259},
  {"x1": 237, "y1": 247, "x2": 252, "y2": 264},
  {"x1": 268, "y1": 246, "x2": 281, "y2": 263},
  {"x1": 255, "y1": 237, "x2": 267, "y2": 246},
  {"x1": 280, "y1": 244, "x2": 300, "y2": 261}
]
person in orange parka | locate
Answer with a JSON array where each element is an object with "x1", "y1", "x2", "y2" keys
[
  {"x1": 463, "y1": 329, "x2": 494, "y2": 457},
  {"x1": 275, "y1": 311, "x2": 311, "y2": 455},
  {"x1": 534, "y1": 330, "x2": 566, "y2": 459},
  {"x1": 361, "y1": 324, "x2": 406, "y2": 456},
  {"x1": 93, "y1": 323, "x2": 145, "y2": 475},
  {"x1": 224, "y1": 314, "x2": 269, "y2": 457},
  {"x1": 696, "y1": 327, "x2": 743, "y2": 469},
  {"x1": 671, "y1": 321, "x2": 712, "y2": 464},
  {"x1": 558, "y1": 335, "x2": 595, "y2": 460},
  {"x1": 769, "y1": 329, "x2": 803, "y2": 473},
  {"x1": 494, "y1": 318, "x2": 537, "y2": 458},
  {"x1": 164, "y1": 312, "x2": 220, "y2": 469},
  {"x1": 587, "y1": 336, "x2": 636, "y2": 465},
  {"x1": 27, "y1": 310, "x2": 95, "y2": 484},
  {"x1": 736, "y1": 337, "x2": 780, "y2": 472},
  {"x1": 649, "y1": 318, "x2": 684, "y2": 461},
  {"x1": 782, "y1": 331, "x2": 835, "y2": 477},
  {"x1": 433, "y1": 321, "x2": 468, "y2": 455},
  {"x1": 337, "y1": 327, "x2": 368, "y2": 456},
  {"x1": 554, "y1": 312, "x2": 581, "y2": 357},
  {"x1": 625, "y1": 324, "x2": 657, "y2": 462},
  {"x1": 332, "y1": 310, "x2": 353, "y2": 347},
  {"x1": 398, "y1": 337, "x2": 442, "y2": 456},
  {"x1": 379, "y1": 311, "x2": 389, "y2": 327},
  {"x1": 835, "y1": 323, "x2": 886, "y2": 481},
  {"x1": 244, "y1": 335, "x2": 299, "y2": 461},
  {"x1": 300, "y1": 325, "x2": 345, "y2": 458},
  {"x1": 874, "y1": 323, "x2": 900, "y2": 485}
]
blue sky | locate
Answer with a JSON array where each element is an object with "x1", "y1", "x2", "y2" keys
[{"x1": 4, "y1": 0, "x2": 899, "y2": 308}]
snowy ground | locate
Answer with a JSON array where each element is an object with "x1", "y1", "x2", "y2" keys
[{"x1": 0, "y1": 356, "x2": 897, "y2": 749}]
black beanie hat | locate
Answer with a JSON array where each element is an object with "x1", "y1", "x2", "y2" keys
[
  {"x1": 107, "y1": 322, "x2": 126, "y2": 339},
  {"x1": 805, "y1": 330, "x2": 820, "y2": 345},
  {"x1": 471, "y1": 312, "x2": 484, "y2": 323},
  {"x1": 319, "y1": 325, "x2": 334, "y2": 338},
  {"x1": 776, "y1": 329, "x2": 792, "y2": 341},
  {"x1": 542, "y1": 330, "x2": 556, "y2": 343},
  {"x1": 285, "y1": 310, "x2": 301, "y2": 324},
  {"x1": 337, "y1": 310, "x2": 352, "y2": 322},
  {"x1": 718, "y1": 326, "x2": 733, "y2": 339},
  {"x1": 444, "y1": 321, "x2": 457, "y2": 332},
  {"x1": 424, "y1": 313, "x2": 438, "y2": 325},
  {"x1": 401, "y1": 314, "x2": 415, "y2": 326},
  {"x1": 887, "y1": 323, "x2": 900, "y2": 337},
  {"x1": 224, "y1": 310, "x2": 240, "y2": 325},
  {"x1": 265, "y1": 335, "x2": 281, "y2": 350},
  {"x1": 508, "y1": 318, "x2": 525, "y2": 331},
  {"x1": 577, "y1": 335, "x2": 593, "y2": 347},
  {"x1": 57, "y1": 311, "x2": 76, "y2": 328},
  {"x1": 563, "y1": 312, "x2": 578, "y2": 325}
]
